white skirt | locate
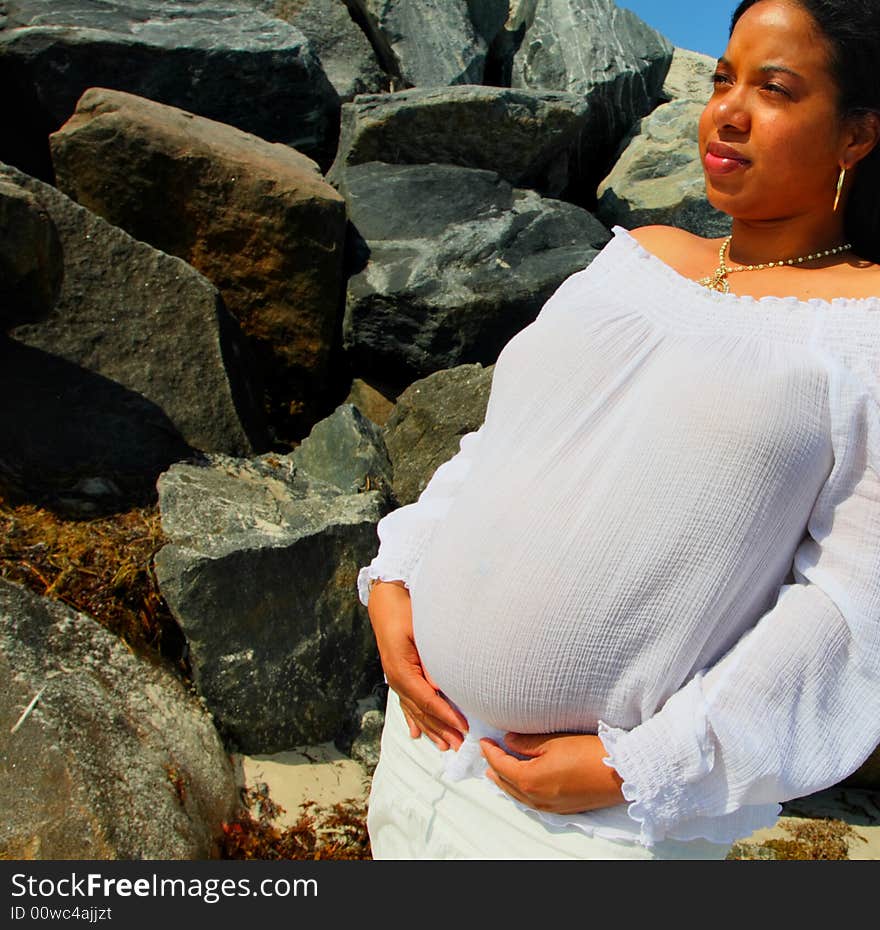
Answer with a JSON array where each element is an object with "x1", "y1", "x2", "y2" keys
[{"x1": 367, "y1": 690, "x2": 731, "y2": 860}]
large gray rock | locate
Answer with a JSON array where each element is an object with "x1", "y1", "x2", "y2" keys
[
  {"x1": 0, "y1": 0, "x2": 340, "y2": 179},
  {"x1": 661, "y1": 46, "x2": 718, "y2": 105},
  {"x1": 0, "y1": 578, "x2": 239, "y2": 859},
  {"x1": 0, "y1": 180, "x2": 62, "y2": 330},
  {"x1": 346, "y1": 0, "x2": 508, "y2": 87},
  {"x1": 50, "y1": 87, "x2": 347, "y2": 442},
  {"x1": 289, "y1": 403, "x2": 392, "y2": 498},
  {"x1": 154, "y1": 453, "x2": 388, "y2": 753},
  {"x1": 506, "y1": 0, "x2": 673, "y2": 184},
  {"x1": 384, "y1": 364, "x2": 494, "y2": 506},
  {"x1": 328, "y1": 85, "x2": 595, "y2": 199},
  {"x1": 250, "y1": 0, "x2": 388, "y2": 101},
  {"x1": 1, "y1": 162, "x2": 267, "y2": 509},
  {"x1": 341, "y1": 162, "x2": 611, "y2": 387},
  {"x1": 596, "y1": 99, "x2": 731, "y2": 237}
]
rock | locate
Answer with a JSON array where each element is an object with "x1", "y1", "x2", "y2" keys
[
  {"x1": 341, "y1": 162, "x2": 611, "y2": 387},
  {"x1": 1, "y1": 162, "x2": 267, "y2": 509},
  {"x1": 844, "y1": 744, "x2": 880, "y2": 790},
  {"x1": 153, "y1": 454, "x2": 387, "y2": 753},
  {"x1": 596, "y1": 99, "x2": 731, "y2": 238},
  {"x1": 328, "y1": 85, "x2": 595, "y2": 199},
  {"x1": 251, "y1": 0, "x2": 389, "y2": 101},
  {"x1": 661, "y1": 46, "x2": 718, "y2": 105},
  {"x1": 384, "y1": 363, "x2": 494, "y2": 506},
  {"x1": 0, "y1": 180, "x2": 62, "y2": 329},
  {"x1": 346, "y1": 0, "x2": 508, "y2": 87},
  {"x1": 506, "y1": 0, "x2": 673, "y2": 185},
  {"x1": 349, "y1": 705, "x2": 385, "y2": 775},
  {"x1": 0, "y1": 578, "x2": 239, "y2": 859},
  {"x1": 50, "y1": 88, "x2": 347, "y2": 442},
  {"x1": 288, "y1": 403, "x2": 392, "y2": 498},
  {"x1": 0, "y1": 0, "x2": 340, "y2": 180},
  {"x1": 344, "y1": 378, "x2": 396, "y2": 427}
]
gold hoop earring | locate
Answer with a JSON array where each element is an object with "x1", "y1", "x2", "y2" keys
[{"x1": 834, "y1": 166, "x2": 846, "y2": 212}]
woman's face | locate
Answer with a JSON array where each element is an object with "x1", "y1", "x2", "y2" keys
[{"x1": 698, "y1": 0, "x2": 848, "y2": 224}]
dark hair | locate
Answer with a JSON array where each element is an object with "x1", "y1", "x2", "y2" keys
[{"x1": 730, "y1": 0, "x2": 880, "y2": 261}]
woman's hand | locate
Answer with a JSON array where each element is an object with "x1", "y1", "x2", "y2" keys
[
  {"x1": 480, "y1": 731, "x2": 625, "y2": 814},
  {"x1": 368, "y1": 579, "x2": 468, "y2": 751}
]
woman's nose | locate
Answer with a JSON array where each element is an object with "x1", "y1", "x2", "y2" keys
[{"x1": 712, "y1": 88, "x2": 750, "y2": 132}]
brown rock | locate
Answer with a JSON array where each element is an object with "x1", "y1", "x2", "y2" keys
[
  {"x1": 344, "y1": 378, "x2": 396, "y2": 427},
  {"x1": 0, "y1": 180, "x2": 62, "y2": 330},
  {"x1": 50, "y1": 87, "x2": 348, "y2": 440}
]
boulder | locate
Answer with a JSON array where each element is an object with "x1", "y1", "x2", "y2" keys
[
  {"x1": 596, "y1": 99, "x2": 731, "y2": 238},
  {"x1": 506, "y1": 0, "x2": 673, "y2": 187},
  {"x1": 0, "y1": 578, "x2": 239, "y2": 859},
  {"x1": 328, "y1": 85, "x2": 595, "y2": 199},
  {"x1": 288, "y1": 403, "x2": 392, "y2": 498},
  {"x1": 383, "y1": 363, "x2": 494, "y2": 506},
  {"x1": 0, "y1": 0, "x2": 340, "y2": 180},
  {"x1": 345, "y1": 0, "x2": 508, "y2": 87},
  {"x1": 661, "y1": 46, "x2": 718, "y2": 105},
  {"x1": 1, "y1": 162, "x2": 267, "y2": 509},
  {"x1": 251, "y1": 0, "x2": 388, "y2": 100},
  {"x1": 344, "y1": 378, "x2": 396, "y2": 427},
  {"x1": 340, "y1": 162, "x2": 611, "y2": 387},
  {"x1": 154, "y1": 452, "x2": 388, "y2": 753},
  {"x1": 50, "y1": 88, "x2": 347, "y2": 441},
  {"x1": 0, "y1": 180, "x2": 62, "y2": 329}
]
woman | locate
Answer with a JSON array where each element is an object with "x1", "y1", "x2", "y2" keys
[{"x1": 358, "y1": 0, "x2": 880, "y2": 859}]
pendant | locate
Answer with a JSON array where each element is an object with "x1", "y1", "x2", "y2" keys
[{"x1": 697, "y1": 269, "x2": 729, "y2": 293}]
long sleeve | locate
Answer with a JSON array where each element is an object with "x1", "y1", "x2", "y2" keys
[
  {"x1": 357, "y1": 427, "x2": 484, "y2": 607},
  {"x1": 597, "y1": 359, "x2": 880, "y2": 847}
]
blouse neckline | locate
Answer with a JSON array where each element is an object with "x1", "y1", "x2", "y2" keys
[{"x1": 611, "y1": 225, "x2": 880, "y2": 315}]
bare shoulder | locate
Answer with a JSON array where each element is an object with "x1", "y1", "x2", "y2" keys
[{"x1": 626, "y1": 225, "x2": 723, "y2": 278}]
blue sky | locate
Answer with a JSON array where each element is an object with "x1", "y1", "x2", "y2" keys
[{"x1": 620, "y1": 1, "x2": 732, "y2": 58}]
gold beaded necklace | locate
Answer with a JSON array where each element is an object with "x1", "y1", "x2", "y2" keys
[{"x1": 698, "y1": 235, "x2": 852, "y2": 293}]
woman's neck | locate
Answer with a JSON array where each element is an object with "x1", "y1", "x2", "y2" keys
[{"x1": 727, "y1": 215, "x2": 849, "y2": 266}]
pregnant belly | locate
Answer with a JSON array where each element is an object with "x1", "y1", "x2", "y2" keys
[{"x1": 409, "y1": 486, "x2": 698, "y2": 735}]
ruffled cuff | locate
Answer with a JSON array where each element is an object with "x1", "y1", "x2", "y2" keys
[
  {"x1": 356, "y1": 564, "x2": 410, "y2": 607},
  {"x1": 597, "y1": 673, "x2": 716, "y2": 846}
]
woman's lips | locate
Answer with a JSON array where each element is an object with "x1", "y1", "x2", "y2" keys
[{"x1": 704, "y1": 143, "x2": 750, "y2": 176}]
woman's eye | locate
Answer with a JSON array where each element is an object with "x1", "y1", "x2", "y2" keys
[
  {"x1": 763, "y1": 82, "x2": 791, "y2": 97},
  {"x1": 711, "y1": 72, "x2": 732, "y2": 85}
]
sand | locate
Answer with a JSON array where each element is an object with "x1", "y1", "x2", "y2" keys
[{"x1": 235, "y1": 746, "x2": 880, "y2": 859}]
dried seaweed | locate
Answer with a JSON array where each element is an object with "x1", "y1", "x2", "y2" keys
[
  {"x1": 220, "y1": 783, "x2": 372, "y2": 860},
  {"x1": 0, "y1": 493, "x2": 188, "y2": 677}
]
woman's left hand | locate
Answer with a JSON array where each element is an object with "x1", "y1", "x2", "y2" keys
[{"x1": 480, "y1": 732, "x2": 625, "y2": 815}]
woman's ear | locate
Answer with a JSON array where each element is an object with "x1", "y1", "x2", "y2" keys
[{"x1": 842, "y1": 111, "x2": 880, "y2": 169}]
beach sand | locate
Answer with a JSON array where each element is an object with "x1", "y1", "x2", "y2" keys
[{"x1": 235, "y1": 746, "x2": 880, "y2": 859}]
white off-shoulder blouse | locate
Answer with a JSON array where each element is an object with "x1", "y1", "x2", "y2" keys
[{"x1": 357, "y1": 225, "x2": 880, "y2": 848}]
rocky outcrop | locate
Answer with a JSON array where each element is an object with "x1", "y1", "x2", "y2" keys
[
  {"x1": 2, "y1": 162, "x2": 266, "y2": 510},
  {"x1": 384, "y1": 363, "x2": 494, "y2": 506},
  {"x1": 596, "y1": 98, "x2": 731, "y2": 237},
  {"x1": 0, "y1": 0, "x2": 340, "y2": 180},
  {"x1": 661, "y1": 46, "x2": 718, "y2": 105},
  {"x1": 154, "y1": 450, "x2": 388, "y2": 754},
  {"x1": 0, "y1": 578, "x2": 239, "y2": 859},
  {"x1": 289, "y1": 403, "x2": 392, "y2": 498},
  {"x1": 252, "y1": 0, "x2": 389, "y2": 101},
  {"x1": 341, "y1": 162, "x2": 611, "y2": 387},
  {"x1": 345, "y1": 0, "x2": 508, "y2": 87},
  {"x1": 506, "y1": 0, "x2": 673, "y2": 185},
  {"x1": 0, "y1": 180, "x2": 61, "y2": 330},
  {"x1": 328, "y1": 85, "x2": 594, "y2": 199},
  {"x1": 344, "y1": 378, "x2": 396, "y2": 427},
  {"x1": 50, "y1": 88, "x2": 347, "y2": 441}
]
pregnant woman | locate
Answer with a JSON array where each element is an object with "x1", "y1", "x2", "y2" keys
[{"x1": 358, "y1": 0, "x2": 880, "y2": 859}]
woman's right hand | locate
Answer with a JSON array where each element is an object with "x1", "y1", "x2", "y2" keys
[{"x1": 367, "y1": 579, "x2": 468, "y2": 751}]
